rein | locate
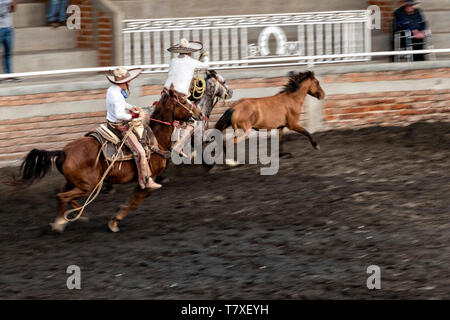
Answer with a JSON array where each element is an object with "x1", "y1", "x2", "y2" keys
[
  {"x1": 162, "y1": 87, "x2": 195, "y2": 115},
  {"x1": 149, "y1": 118, "x2": 174, "y2": 126},
  {"x1": 148, "y1": 88, "x2": 196, "y2": 127}
]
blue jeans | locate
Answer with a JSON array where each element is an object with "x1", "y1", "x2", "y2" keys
[
  {"x1": 0, "y1": 28, "x2": 13, "y2": 74},
  {"x1": 47, "y1": 0, "x2": 68, "y2": 23}
]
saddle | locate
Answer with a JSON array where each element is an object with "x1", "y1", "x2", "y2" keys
[{"x1": 86, "y1": 124, "x2": 171, "y2": 162}]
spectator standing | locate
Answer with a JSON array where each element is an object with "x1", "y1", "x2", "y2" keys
[
  {"x1": 0, "y1": 0, "x2": 19, "y2": 81},
  {"x1": 393, "y1": 0, "x2": 427, "y2": 61},
  {"x1": 47, "y1": 0, "x2": 68, "y2": 28}
]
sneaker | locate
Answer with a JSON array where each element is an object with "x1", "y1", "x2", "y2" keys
[{"x1": 47, "y1": 21, "x2": 59, "y2": 28}]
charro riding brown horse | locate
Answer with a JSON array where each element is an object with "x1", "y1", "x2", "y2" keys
[
  {"x1": 215, "y1": 71, "x2": 325, "y2": 152},
  {"x1": 7, "y1": 85, "x2": 203, "y2": 233}
]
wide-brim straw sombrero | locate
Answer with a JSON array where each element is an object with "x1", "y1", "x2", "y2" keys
[
  {"x1": 105, "y1": 67, "x2": 143, "y2": 84},
  {"x1": 167, "y1": 38, "x2": 203, "y2": 54}
]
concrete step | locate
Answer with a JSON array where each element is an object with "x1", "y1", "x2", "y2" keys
[
  {"x1": 425, "y1": 11, "x2": 450, "y2": 33},
  {"x1": 110, "y1": 0, "x2": 145, "y2": 19},
  {"x1": 421, "y1": 0, "x2": 450, "y2": 11},
  {"x1": 12, "y1": 49, "x2": 98, "y2": 73},
  {"x1": 13, "y1": 2, "x2": 47, "y2": 28},
  {"x1": 111, "y1": 0, "x2": 367, "y2": 19},
  {"x1": 14, "y1": 27, "x2": 77, "y2": 52}
]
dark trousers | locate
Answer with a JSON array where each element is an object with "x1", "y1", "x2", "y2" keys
[
  {"x1": 411, "y1": 37, "x2": 425, "y2": 61},
  {"x1": 395, "y1": 33, "x2": 426, "y2": 62}
]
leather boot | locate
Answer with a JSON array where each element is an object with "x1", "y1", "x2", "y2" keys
[{"x1": 145, "y1": 176, "x2": 162, "y2": 189}]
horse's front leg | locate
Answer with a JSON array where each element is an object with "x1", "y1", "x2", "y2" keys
[
  {"x1": 288, "y1": 123, "x2": 320, "y2": 150},
  {"x1": 108, "y1": 186, "x2": 152, "y2": 232}
]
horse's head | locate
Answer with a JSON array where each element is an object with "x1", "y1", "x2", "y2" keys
[
  {"x1": 167, "y1": 84, "x2": 203, "y2": 121},
  {"x1": 284, "y1": 71, "x2": 325, "y2": 100},
  {"x1": 206, "y1": 70, "x2": 233, "y2": 100},
  {"x1": 306, "y1": 72, "x2": 325, "y2": 100},
  {"x1": 196, "y1": 70, "x2": 233, "y2": 118}
]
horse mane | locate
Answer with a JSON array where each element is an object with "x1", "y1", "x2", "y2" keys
[
  {"x1": 205, "y1": 69, "x2": 217, "y2": 80},
  {"x1": 279, "y1": 71, "x2": 315, "y2": 94}
]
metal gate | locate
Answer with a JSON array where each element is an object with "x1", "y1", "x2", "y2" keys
[{"x1": 122, "y1": 10, "x2": 372, "y2": 70}]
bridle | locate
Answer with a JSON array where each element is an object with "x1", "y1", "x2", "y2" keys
[
  {"x1": 213, "y1": 74, "x2": 230, "y2": 100},
  {"x1": 163, "y1": 87, "x2": 196, "y2": 116},
  {"x1": 149, "y1": 88, "x2": 197, "y2": 127},
  {"x1": 206, "y1": 73, "x2": 231, "y2": 110}
]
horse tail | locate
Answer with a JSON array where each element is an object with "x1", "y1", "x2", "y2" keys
[
  {"x1": 5, "y1": 149, "x2": 65, "y2": 187},
  {"x1": 215, "y1": 108, "x2": 234, "y2": 131}
]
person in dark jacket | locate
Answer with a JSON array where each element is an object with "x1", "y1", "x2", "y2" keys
[{"x1": 392, "y1": 0, "x2": 427, "y2": 61}]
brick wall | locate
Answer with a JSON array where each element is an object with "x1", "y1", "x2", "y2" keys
[
  {"x1": 0, "y1": 113, "x2": 104, "y2": 166},
  {"x1": 323, "y1": 90, "x2": 450, "y2": 129},
  {"x1": 0, "y1": 66, "x2": 448, "y2": 167},
  {"x1": 97, "y1": 12, "x2": 114, "y2": 67},
  {"x1": 70, "y1": 0, "x2": 114, "y2": 66},
  {"x1": 322, "y1": 69, "x2": 450, "y2": 129}
]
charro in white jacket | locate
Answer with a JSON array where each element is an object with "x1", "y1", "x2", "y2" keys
[
  {"x1": 164, "y1": 54, "x2": 209, "y2": 96},
  {"x1": 106, "y1": 84, "x2": 133, "y2": 123}
]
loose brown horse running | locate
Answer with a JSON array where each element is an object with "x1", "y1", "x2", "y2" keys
[
  {"x1": 7, "y1": 85, "x2": 203, "y2": 233},
  {"x1": 215, "y1": 71, "x2": 325, "y2": 153}
]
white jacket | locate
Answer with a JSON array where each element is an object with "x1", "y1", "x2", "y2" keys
[
  {"x1": 106, "y1": 84, "x2": 133, "y2": 122},
  {"x1": 164, "y1": 55, "x2": 209, "y2": 96}
]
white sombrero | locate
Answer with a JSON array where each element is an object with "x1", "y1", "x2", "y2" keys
[
  {"x1": 167, "y1": 38, "x2": 203, "y2": 54},
  {"x1": 105, "y1": 67, "x2": 142, "y2": 84}
]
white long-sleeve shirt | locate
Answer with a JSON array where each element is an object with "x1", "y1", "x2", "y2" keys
[
  {"x1": 106, "y1": 84, "x2": 133, "y2": 122},
  {"x1": 164, "y1": 55, "x2": 209, "y2": 96}
]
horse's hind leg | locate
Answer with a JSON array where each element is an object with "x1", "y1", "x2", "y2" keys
[
  {"x1": 278, "y1": 128, "x2": 292, "y2": 158},
  {"x1": 50, "y1": 185, "x2": 89, "y2": 232},
  {"x1": 108, "y1": 187, "x2": 152, "y2": 233},
  {"x1": 289, "y1": 123, "x2": 320, "y2": 150},
  {"x1": 224, "y1": 124, "x2": 252, "y2": 166}
]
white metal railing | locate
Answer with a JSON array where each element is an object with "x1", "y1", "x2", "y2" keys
[
  {"x1": 122, "y1": 10, "x2": 372, "y2": 69},
  {"x1": 1, "y1": 49, "x2": 450, "y2": 79}
]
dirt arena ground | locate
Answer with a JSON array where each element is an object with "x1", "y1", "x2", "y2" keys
[{"x1": 0, "y1": 121, "x2": 449, "y2": 299}]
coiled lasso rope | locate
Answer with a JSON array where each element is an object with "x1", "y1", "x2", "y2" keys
[
  {"x1": 63, "y1": 122, "x2": 136, "y2": 222},
  {"x1": 191, "y1": 72, "x2": 206, "y2": 100}
]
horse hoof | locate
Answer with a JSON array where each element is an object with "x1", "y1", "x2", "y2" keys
[
  {"x1": 49, "y1": 221, "x2": 67, "y2": 233},
  {"x1": 313, "y1": 143, "x2": 320, "y2": 150},
  {"x1": 225, "y1": 159, "x2": 240, "y2": 167},
  {"x1": 108, "y1": 220, "x2": 120, "y2": 233}
]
